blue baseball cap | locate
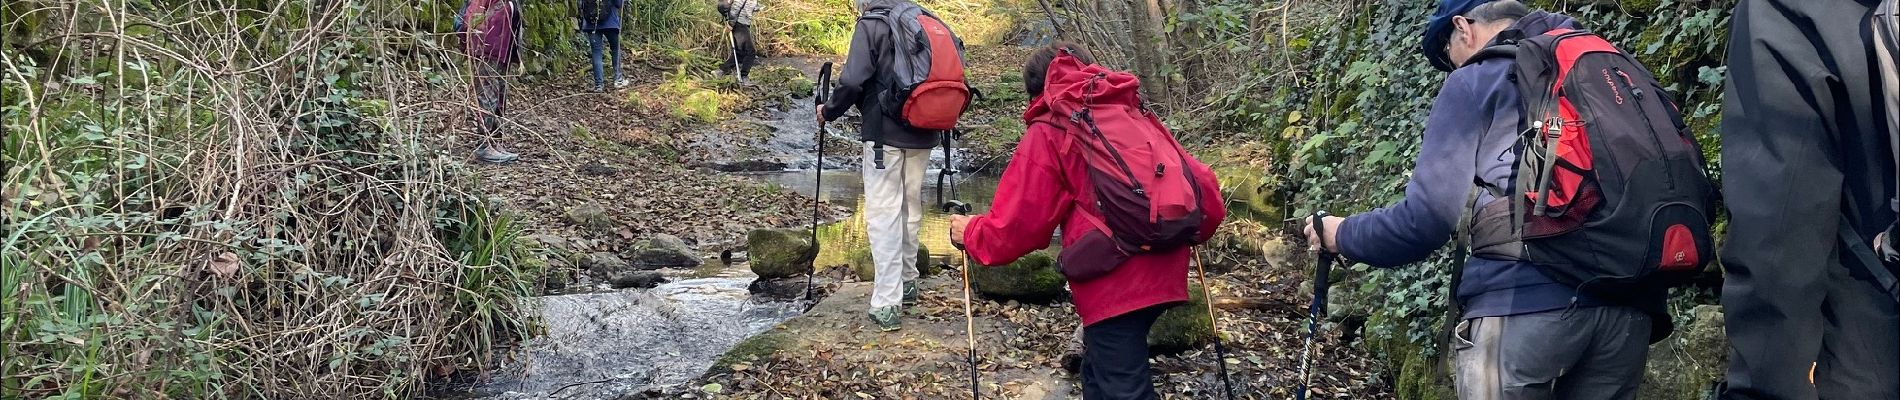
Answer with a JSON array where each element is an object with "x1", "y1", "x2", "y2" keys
[{"x1": 1422, "y1": 0, "x2": 1496, "y2": 72}]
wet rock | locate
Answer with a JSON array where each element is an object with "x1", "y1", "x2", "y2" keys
[
  {"x1": 710, "y1": 160, "x2": 789, "y2": 172},
  {"x1": 580, "y1": 251, "x2": 633, "y2": 277},
  {"x1": 1639, "y1": 305, "x2": 1727, "y2": 400},
  {"x1": 849, "y1": 245, "x2": 936, "y2": 281},
  {"x1": 747, "y1": 229, "x2": 816, "y2": 279},
  {"x1": 746, "y1": 277, "x2": 826, "y2": 301},
  {"x1": 969, "y1": 250, "x2": 1067, "y2": 304},
  {"x1": 566, "y1": 204, "x2": 615, "y2": 229},
  {"x1": 1147, "y1": 284, "x2": 1215, "y2": 355},
  {"x1": 624, "y1": 234, "x2": 701, "y2": 268},
  {"x1": 610, "y1": 271, "x2": 668, "y2": 289}
]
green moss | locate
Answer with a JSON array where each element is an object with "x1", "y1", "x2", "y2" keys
[
  {"x1": 968, "y1": 250, "x2": 1067, "y2": 303},
  {"x1": 1146, "y1": 284, "x2": 1214, "y2": 355},
  {"x1": 707, "y1": 330, "x2": 792, "y2": 375},
  {"x1": 748, "y1": 228, "x2": 817, "y2": 279}
]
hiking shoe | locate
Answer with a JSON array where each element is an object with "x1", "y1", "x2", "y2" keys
[
  {"x1": 474, "y1": 144, "x2": 519, "y2": 163},
  {"x1": 614, "y1": 78, "x2": 630, "y2": 89},
  {"x1": 868, "y1": 305, "x2": 901, "y2": 332},
  {"x1": 590, "y1": 83, "x2": 605, "y2": 93},
  {"x1": 902, "y1": 281, "x2": 920, "y2": 307}
]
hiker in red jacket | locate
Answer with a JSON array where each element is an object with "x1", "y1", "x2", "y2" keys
[{"x1": 949, "y1": 42, "x2": 1227, "y2": 400}]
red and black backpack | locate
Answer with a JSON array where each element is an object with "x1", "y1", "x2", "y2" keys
[
  {"x1": 1463, "y1": 29, "x2": 1718, "y2": 295},
  {"x1": 860, "y1": 1, "x2": 971, "y2": 131},
  {"x1": 1033, "y1": 51, "x2": 1210, "y2": 282}
]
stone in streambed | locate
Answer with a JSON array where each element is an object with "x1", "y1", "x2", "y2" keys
[
  {"x1": 969, "y1": 250, "x2": 1067, "y2": 304},
  {"x1": 623, "y1": 233, "x2": 700, "y2": 268},
  {"x1": 1147, "y1": 283, "x2": 1215, "y2": 355},
  {"x1": 849, "y1": 245, "x2": 937, "y2": 281},
  {"x1": 747, "y1": 228, "x2": 816, "y2": 279},
  {"x1": 610, "y1": 271, "x2": 668, "y2": 289}
]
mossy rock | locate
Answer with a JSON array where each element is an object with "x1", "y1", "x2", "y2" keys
[
  {"x1": 850, "y1": 245, "x2": 938, "y2": 281},
  {"x1": 565, "y1": 203, "x2": 615, "y2": 229},
  {"x1": 969, "y1": 250, "x2": 1068, "y2": 304},
  {"x1": 748, "y1": 228, "x2": 816, "y2": 279},
  {"x1": 1638, "y1": 305, "x2": 1728, "y2": 400},
  {"x1": 706, "y1": 329, "x2": 792, "y2": 376},
  {"x1": 1147, "y1": 284, "x2": 1215, "y2": 355}
]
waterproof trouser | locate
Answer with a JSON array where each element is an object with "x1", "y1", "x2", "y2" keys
[
  {"x1": 586, "y1": 28, "x2": 623, "y2": 88},
  {"x1": 724, "y1": 23, "x2": 758, "y2": 78},
  {"x1": 1080, "y1": 304, "x2": 1166, "y2": 400},
  {"x1": 1453, "y1": 306, "x2": 1651, "y2": 400},
  {"x1": 862, "y1": 143, "x2": 929, "y2": 310},
  {"x1": 1720, "y1": 0, "x2": 1900, "y2": 399}
]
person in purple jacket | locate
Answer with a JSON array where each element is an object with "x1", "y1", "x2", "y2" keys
[{"x1": 1303, "y1": 1, "x2": 1666, "y2": 398}]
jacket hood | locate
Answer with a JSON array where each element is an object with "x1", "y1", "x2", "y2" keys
[{"x1": 1024, "y1": 51, "x2": 1144, "y2": 123}]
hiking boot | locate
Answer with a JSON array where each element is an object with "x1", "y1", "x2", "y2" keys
[
  {"x1": 614, "y1": 78, "x2": 630, "y2": 89},
  {"x1": 474, "y1": 144, "x2": 519, "y2": 163},
  {"x1": 868, "y1": 305, "x2": 901, "y2": 332},
  {"x1": 590, "y1": 83, "x2": 605, "y2": 93},
  {"x1": 902, "y1": 281, "x2": 920, "y2": 307}
]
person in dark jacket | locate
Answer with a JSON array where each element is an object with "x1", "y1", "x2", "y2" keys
[
  {"x1": 578, "y1": 0, "x2": 627, "y2": 92},
  {"x1": 816, "y1": 0, "x2": 948, "y2": 331},
  {"x1": 1303, "y1": 1, "x2": 1664, "y2": 398},
  {"x1": 718, "y1": 0, "x2": 762, "y2": 84},
  {"x1": 950, "y1": 42, "x2": 1228, "y2": 400},
  {"x1": 1717, "y1": 0, "x2": 1900, "y2": 398}
]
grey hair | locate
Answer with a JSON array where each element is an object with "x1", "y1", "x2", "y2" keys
[{"x1": 1465, "y1": 0, "x2": 1531, "y2": 25}]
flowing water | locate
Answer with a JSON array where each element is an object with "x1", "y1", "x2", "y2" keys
[{"x1": 448, "y1": 267, "x2": 803, "y2": 399}]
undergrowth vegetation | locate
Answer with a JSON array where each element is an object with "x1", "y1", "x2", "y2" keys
[{"x1": 2, "y1": 1, "x2": 540, "y2": 398}]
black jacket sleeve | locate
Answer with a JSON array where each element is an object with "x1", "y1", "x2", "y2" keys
[{"x1": 824, "y1": 19, "x2": 883, "y2": 121}]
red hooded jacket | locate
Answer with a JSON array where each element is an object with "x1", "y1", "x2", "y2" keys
[{"x1": 962, "y1": 54, "x2": 1226, "y2": 326}]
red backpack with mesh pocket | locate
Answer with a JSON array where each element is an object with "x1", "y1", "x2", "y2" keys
[
  {"x1": 861, "y1": 2, "x2": 970, "y2": 131},
  {"x1": 1032, "y1": 51, "x2": 1209, "y2": 282},
  {"x1": 1464, "y1": 29, "x2": 1717, "y2": 296}
]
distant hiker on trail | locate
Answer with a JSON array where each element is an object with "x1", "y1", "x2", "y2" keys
[
  {"x1": 718, "y1": 0, "x2": 762, "y2": 84},
  {"x1": 1717, "y1": 0, "x2": 1900, "y2": 397},
  {"x1": 457, "y1": 0, "x2": 524, "y2": 163},
  {"x1": 577, "y1": 0, "x2": 627, "y2": 92},
  {"x1": 1304, "y1": 1, "x2": 1717, "y2": 398},
  {"x1": 819, "y1": 0, "x2": 972, "y2": 332},
  {"x1": 950, "y1": 42, "x2": 1228, "y2": 400}
]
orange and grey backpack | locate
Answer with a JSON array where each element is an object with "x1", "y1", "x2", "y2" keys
[
  {"x1": 860, "y1": 1, "x2": 971, "y2": 131},
  {"x1": 1460, "y1": 28, "x2": 1718, "y2": 296}
]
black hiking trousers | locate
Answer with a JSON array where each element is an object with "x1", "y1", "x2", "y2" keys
[
  {"x1": 1081, "y1": 304, "x2": 1166, "y2": 400},
  {"x1": 723, "y1": 23, "x2": 757, "y2": 78},
  {"x1": 1720, "y1": 0, "x2": 1900, "y2": 399}
]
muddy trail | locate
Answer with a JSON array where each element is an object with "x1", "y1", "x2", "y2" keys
[{"x1": 438, "y1": 45, "x2": 1393, "y2": 399}]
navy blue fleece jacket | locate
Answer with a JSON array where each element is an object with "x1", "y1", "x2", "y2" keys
[{"x1": 1335, "y1": 12, "x2": 1639, "y2": 320}]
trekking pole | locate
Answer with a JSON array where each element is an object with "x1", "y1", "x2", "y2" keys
[
  {"x1": 1192, "y1": 249, "x2": 1238, "y2": 400},
  {"x1": 1296, "y1": 211, "x2": 1336, "y2": 400},
  {"x1": 943, "y1": 128, "x2": 980, "y2": 399},
  {"x1": 806, "y1": 62, "x2": 833, "y2": 302}
]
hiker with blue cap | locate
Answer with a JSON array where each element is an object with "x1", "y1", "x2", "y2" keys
[{"x1": 1305, "y1": 1, "x2": 1679, "y2": 398}]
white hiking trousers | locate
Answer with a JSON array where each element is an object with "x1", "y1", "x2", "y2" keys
[{"x1": 862, "y1": 143, "x2": 930, "y2": 310}]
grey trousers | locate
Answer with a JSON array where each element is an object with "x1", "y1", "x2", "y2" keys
[{"x1": 1454, "y1": 307, "x2": 1652, "y2": 400}]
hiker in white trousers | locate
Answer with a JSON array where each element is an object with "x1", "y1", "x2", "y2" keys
[{"x1": 862, "y1": 144, "x2": 930, "y2": 326}]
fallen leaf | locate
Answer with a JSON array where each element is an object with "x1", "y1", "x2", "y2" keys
[{"x1": 208, "y1": 252, "x2": 240, "y2": 278}]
